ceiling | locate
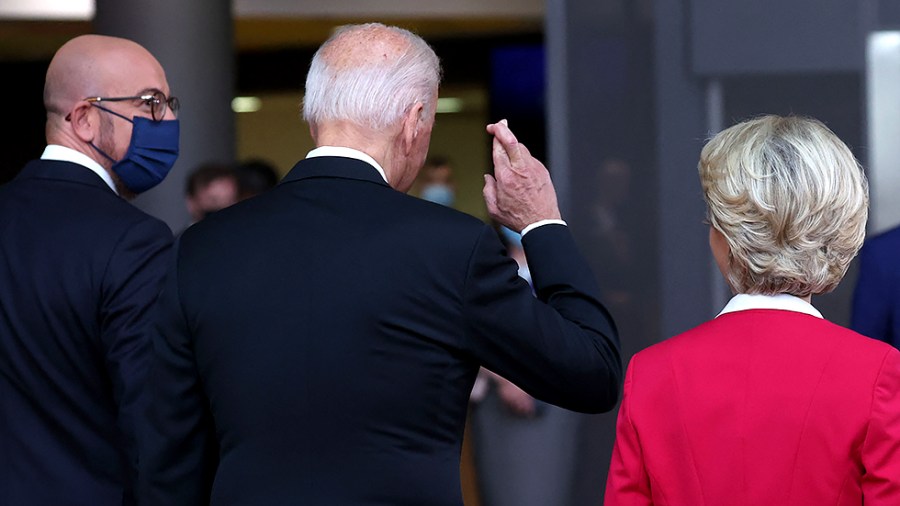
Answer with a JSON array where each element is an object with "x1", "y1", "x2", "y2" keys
[
  {"x1": 0, "y1": 0, "x2": 543, "y2": 62},
  {"x1": 0, "y1": 17, "x2": 542, "y2": 61}
]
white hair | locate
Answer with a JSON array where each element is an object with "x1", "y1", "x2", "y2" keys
[
  {"x1": 302, "y1": 23, "x2": 442, "y2": 131},
  {"x1": 699, "y1": 115, "x2": 869, "y2": 297}
]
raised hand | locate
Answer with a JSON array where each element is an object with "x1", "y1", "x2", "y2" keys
[{"x1": 483, "y1": 120, "x2": 562, "y2": 232}]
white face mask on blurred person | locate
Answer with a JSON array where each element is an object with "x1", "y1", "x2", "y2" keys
[{"x1": 421, "y1": 183, "x2": 455, "y2": 207}]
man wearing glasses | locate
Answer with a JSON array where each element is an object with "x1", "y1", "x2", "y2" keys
[{"x1": 0, "y1": 35, "x2": 178, "y2": 505}]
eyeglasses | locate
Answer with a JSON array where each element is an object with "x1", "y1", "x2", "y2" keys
[{"x1": 84, "y1": 91, "x2": 179, "y2": 122}]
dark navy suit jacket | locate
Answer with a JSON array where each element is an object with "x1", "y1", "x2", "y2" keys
[
  {"x1": 141, "y1": 156, "x2": 622, "y2": 505},
  {"x1": 0, "y1": 159, "x2": 172, "y2": 505},
  {"x1": 852, "y1": 225, "x2": 900, "y2": 348}
]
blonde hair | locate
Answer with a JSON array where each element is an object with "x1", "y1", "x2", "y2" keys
[{"x1": 699, "y1": 115, "x2": 868, "y2": 296}]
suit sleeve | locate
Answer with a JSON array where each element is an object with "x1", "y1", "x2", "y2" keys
[
  {"x1": 461, "y1": 223, "x2": 622, "y2": 413},
  {"x1": 851, "y1": 243, "x2": 892, "y2": 342},
  {"x1": 99, "y1": 217, "x2": 172, "y2": 502},
  {"x1": 139, "y1": 240, "x2": 218, "y2": 505},
  {"x1": 604, "y1": 357, "x2": 653, "y2": 505},
  {"x1": 860, "y1": 347, "x2": 900, "y2": 504}
]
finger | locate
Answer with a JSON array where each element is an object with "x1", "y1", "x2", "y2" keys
[
  {"x1": 505, "y1": 142, "x2": 536, "y2": 177},
  {"x1": 491, "y1": 134, "x2": 511, "y2": 176},
  {"x1": 489, "y1": 120, "x2": 518, "y2": 147},
  {"x1": 482, "y1": 174, "x2": 498, "y2": 215},
  {"x1": 517, "y1": 142, "x2": 532, "y2": 160},
  {"x1": 485, "y1": 118, "x2": 509, "y2": 135},
  {"x1": 488, "y1": 120, "x2": 522, "y2": 174},
  {"x1": 490, "y1": 122, "x2": 523, "y2": 166}
]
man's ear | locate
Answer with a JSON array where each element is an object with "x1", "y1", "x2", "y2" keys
[
  {"x1": 308, "y1": 123, "x2": 318, "y2": 143},
  {"x1": 68, "y1": 102, "x2": 97, "y2": 143},
  {"x1": 401, "y1": 102, "x2": 425, "y2": 156}
]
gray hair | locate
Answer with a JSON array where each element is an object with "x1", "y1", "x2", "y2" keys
[
  {"x1": 699, "y1": 115, "x2": 869, "y2": 297},
  {"x1": 302, "y1": 23, "x2": 442, "y2": 130}
]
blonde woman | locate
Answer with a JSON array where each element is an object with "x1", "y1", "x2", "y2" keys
[{"x1": 605, "y1": 115, "x2": 900, "y2": 505}]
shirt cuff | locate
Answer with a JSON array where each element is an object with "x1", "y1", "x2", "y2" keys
[{"x1": 521, "y1": 219, "x2": 568, "y2": 236}]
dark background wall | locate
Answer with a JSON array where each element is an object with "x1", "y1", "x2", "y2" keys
[
  {"x1": 3, "y1": 61, "x2": 46, "y2": 184},
  {"x1": 691, "y1": 0, "x2": 864, "y2": 74}
]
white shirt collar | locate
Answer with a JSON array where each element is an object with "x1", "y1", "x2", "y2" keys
[
  {"x1": 717, "y1": 293, "x2": 823, "y2": 319},
  {"x1": 40, "y1": 145, "x2": 118, "y2": 195},
  {"x1": 305, "y1": 146, "x2": 389, "y2": 184}
]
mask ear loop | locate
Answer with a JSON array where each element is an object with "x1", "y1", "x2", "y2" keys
[
  {"x1": 62, "y1": 108, "x2": 118, "y2": 161},
  {"x1": 83, "y1": 103, "x2": 137, "y2": 163},
  {"x1": 88, "y1": 142, "x2": 117, "y2": 164}
]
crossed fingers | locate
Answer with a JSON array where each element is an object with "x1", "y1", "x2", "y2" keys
[{"x1": 487, "y1": 120, "x2": 533, "y2": 178}]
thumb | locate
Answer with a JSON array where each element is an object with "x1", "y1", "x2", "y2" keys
[{"x1": 482, "y1": 174, "x2": 499, "y2": 214}]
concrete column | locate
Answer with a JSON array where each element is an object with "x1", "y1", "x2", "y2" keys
[
  {"x1": 546, "y1": 0, "x2": 660, "y2": 502},
  {"x1": 654, "y1": 0, "x2": 715, "y2": 337},
  {"x1": 94, "y1": 0, "x2": 236, "y2": 232}
]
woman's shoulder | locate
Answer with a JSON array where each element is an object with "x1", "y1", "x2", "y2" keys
[
  {"x1": 629, "y1": 311, "x2": 897, "y2": 383},
  {"x1": 625, "y1": 318, "x2": 724, "y2": 378},
  {"x1": 631, "y1": 316, "x2": 734, "y2": 361}
]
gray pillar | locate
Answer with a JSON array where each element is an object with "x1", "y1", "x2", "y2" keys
[
  {"x1": 655, "y1": 0, "x2": 715, "y2": 337},
  {"x1": 546, "y1": 2, "x2": 571, "y2": 217},
  {"x1": 546, "y1": 1, "x2": 660, "y2": 503},
  {"x1": 95, "y1": 0, "x2": 236, "y2": 232}
]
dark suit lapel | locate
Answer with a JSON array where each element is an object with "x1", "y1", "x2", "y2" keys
[{"x1": 280, "y1": 156, "x2": 392, "y2": 188}]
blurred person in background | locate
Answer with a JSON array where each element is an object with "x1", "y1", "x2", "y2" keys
[
  {"x1": 416, "y1": 155, "x2": 456, "y2": 207},
  {"x1": 851, "y1": 224, "x2": 900, "y2": 349},
  {"x1": 184, "y1": 162, "x2": 238, "y2": 224},
  {"x1": 471, "y1": 225, "x2": 583, "y2": 506},
  {"x1": 236, "y1": 158, "x2": 280, "y2": 200}
]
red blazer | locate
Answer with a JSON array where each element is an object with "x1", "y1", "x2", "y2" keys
[{"x1": 605, "y1": 309, "x2": 900, "y2": 505}]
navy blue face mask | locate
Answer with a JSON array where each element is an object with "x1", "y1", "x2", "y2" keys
[{"x1": 89, "y1": 107, "x2": 180, "y2": 194}]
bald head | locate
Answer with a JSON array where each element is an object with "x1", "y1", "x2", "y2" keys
[
  {"x1": 302, "y1": 23, "x2": 441, "y2": 131},
  {"x1": 44, "y1": 35, "x2": 170, "y2": 141},
  {"x1": 320, "y1": 24, "x2": 416, "y2": 72}
]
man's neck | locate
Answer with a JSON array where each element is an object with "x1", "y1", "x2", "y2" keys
[
  {"x1": 41, "y1": 144, "x2": 119, "y2": 195},
  {"x1": 313, "y1": 121, "x2": 402, "y2": 188},
  {"x1": 306, "y1": 146, "x2": 389, "y2": 184}
]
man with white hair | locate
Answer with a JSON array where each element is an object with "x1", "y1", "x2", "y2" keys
[{"x1": 142, "y1": 23, "x2": 621, "y2": 505}]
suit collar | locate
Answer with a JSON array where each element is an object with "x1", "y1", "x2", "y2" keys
[
  {"x1": 717, "y1": 293, "x2": 823, "y2": 319},
  {"x1": 41, "y1": 145, "x2": 118, "y2": 194},
  {"x1": 280, "y1": 156, "x2": 393, "y2": 188},
  {"x1": 305, "y1": 146, "x2": 389, "y2": 183},
  {"x1": 15, "y1": 159, "x2": 117, "y2": 195}
]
